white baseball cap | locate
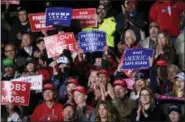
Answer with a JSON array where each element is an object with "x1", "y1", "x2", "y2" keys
[{"x1": 175, "y1": 72, "x2": 185, "y2": 81}]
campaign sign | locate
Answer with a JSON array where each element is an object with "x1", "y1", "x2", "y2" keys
[
  {"x1": 72, "y1": 8, "x2": 97, "y2": 27},
  {"x1": 124, "y1": 78, "x2": 135, "y2": 90},
  {"x1": 28, "y1": 13, "x2": 54, "y2": 32},
  {"x1": 11, "y1": 75, "x2": 43, "y2": 91},
  {"x1": 155, "y1": 94, "x2": 185, "y2": 102},
  {"x1": 45, "y1": 7, "x2": 73, "y2": 26},
  {"x1": 1, "y1": 0, "x2": 20, "y2": 4},
  {"x1": 78, "y1": 31, "x2": 106, "y2": 53},
  {"x1": 1, "y1": 81, "x2": 31, "y2": 106},
  {"x1": 44, "y1": 32, "x2": 76, "y2": 58},
  {"x1": 122, "y1": 48, "x2": 154, "y2": 70},
  {"x1": 57, "y1": 56, "x2": 69, "y2": 64}
]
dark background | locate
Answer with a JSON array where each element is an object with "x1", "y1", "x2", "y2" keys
[{"x1": 1, "y1": 0, "x2": 155, "y2": 20}]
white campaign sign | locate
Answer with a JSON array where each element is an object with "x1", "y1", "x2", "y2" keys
[{"x1": 11, "y1": 75, "x2": 43, "y2": 91}]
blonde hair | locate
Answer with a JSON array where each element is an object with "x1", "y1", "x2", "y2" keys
[{"x1": 172, "y1": 80, "x2": 185, "y2": 98}]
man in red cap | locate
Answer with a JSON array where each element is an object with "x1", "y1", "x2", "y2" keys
[
  {"x1": 31, "y1": 83, "x2": 64, "y2": 121},
  {"x1": 107, "y1": 79, "x2": 134, "y2": 121},
  {"x1": 71, "y1": 86, "x2": 95, "y2": 122}
]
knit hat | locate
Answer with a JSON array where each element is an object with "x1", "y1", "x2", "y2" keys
[
  {"x1": 3, "y1": 58, "x2": 14, "y2": 67},
  {"x1": 168, "y1": 104, "x2": 182, "y2": 114}
]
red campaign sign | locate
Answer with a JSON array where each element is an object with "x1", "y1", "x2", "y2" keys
[
  {"x1": 72, "y1": 8, "x2": 97, "y2": 27},
  {"x1": 124, "y1": 78, "x2": 135, "y2": 90},
  {"x1": 28, "y1": 13, "x2": 54, "y2": 32},
  {"x1": 1, "y1": 0, "x2": 20, "y2": 4},
  {"x1": 1, "y1": 81, "x2": 31, "y2": 106},
  {"x1": 44, "y1": 32, "x2": 77, "y2": 58}
]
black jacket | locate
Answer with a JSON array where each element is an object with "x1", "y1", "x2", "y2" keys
[
  {"x1": 9, "y1": 18, "x2": 31, "y2": 46},
  {"x1": 115, "y1": 12, "x2": 147, "y2": 43},
  {"x1": 130, "y1": 105, "x2": 166, "y2": 122}
]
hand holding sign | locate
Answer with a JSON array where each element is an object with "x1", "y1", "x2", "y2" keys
[
  {"x1": 72, "y1": 8, "x2": 97, "y2": 27},
  {"x1": 45, "y1": 7, "x2": 73, "y2": 26},
  {"x1": 122, "y1": 48, "x2": 154, "y2": 70},
  {"x1": 44, "y1": 32, "x2": 76, "y2": 58},
  {"x1": 1, "y1": 81, "x2": 31, "y2": 106},
  {"x1": 78, "y1": 31, "x2": 106, "y2": 53}
]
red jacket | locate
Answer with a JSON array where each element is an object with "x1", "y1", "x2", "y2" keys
[
  {"x1": 31, "y1": 102, "x2": 63, "y2": 122},
  {"x1": 149, "y1": 0, "x2": 185, "y2": 37}
]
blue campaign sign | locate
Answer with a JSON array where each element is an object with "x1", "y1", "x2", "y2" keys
[
  {"x1": 45, "y1": 7, "x2": 73, "y2": 26},
  {"x1": 78, "y1": 31, "x2": 106, "y2": 53},
  {"x1": 122, "y1": 48, "x2": 154, "y2": 70}
]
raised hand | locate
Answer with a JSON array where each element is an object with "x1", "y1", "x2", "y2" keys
[{"x1": 107, "y1": 83, "x2": 116, "y2": 100}]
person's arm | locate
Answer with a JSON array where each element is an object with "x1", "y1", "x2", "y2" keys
[
  {"x1": 31, "y1": 106, "x2": 40, "y2": 121},
  {"x1": 177, "y1": 2, "x2": 185, "y2": 13},
  {"x1": 149, "y1": 67, "x2": 158, "y2": 93},
  {"x1": 167, "y1": 48, "x2": 177, "y2": 65},
  {"x1": 149, "y1": 3, "x2": 158, "y2": 22}
]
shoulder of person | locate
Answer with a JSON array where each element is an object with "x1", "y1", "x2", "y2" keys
[
  {"x1": 55, "y1": 102, "x2": 64, "y2": 108},
  {"x1": 86, "y1": 105, "x2": 94, "y2": 110}
]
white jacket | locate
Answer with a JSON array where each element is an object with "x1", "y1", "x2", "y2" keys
[{"x1": 175, "y1": 30, "x2": 185, "y2": 70}]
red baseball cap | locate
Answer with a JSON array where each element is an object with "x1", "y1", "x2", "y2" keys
[
  {"x1": 156, "y1": 59, "x2": 168, "y2": 67},
  {"x1": 43, "y1": 83, "x2": 55, "y2": 91},
  {"x1": 97, "y1": 69, "x2": 109, "y2": 77},
  {"x1": 71, "y1": 86, "x2": 87, "y2": 95},
  {"x1": 113, "y1": 79, "x2": 127, "y2": 88},
  {"x1": 125, "y1": 0, "x2": 137, "y2": 5},
  {"x1": 66, "y1": 78, "x2": 79, "y2": 86}
]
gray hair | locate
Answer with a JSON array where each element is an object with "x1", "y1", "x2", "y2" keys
[
  {"x1": 125, "y1": 29, "x2": 137, "y2": 42},
  {"x1": 167, "y1": 64, "x2": 179, "y2": 72}
]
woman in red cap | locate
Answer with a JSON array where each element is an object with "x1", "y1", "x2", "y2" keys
[{"x1": 31, "y1": 83, "x2": 64, "y2": 121}]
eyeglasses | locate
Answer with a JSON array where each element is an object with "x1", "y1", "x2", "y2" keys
[
  {"x1": 5, "y1": 49, "x2": 15, "y2": 53},
  {"x1": 125, "y1": 37, "x2": 133, "y2": 40},
  {"x1": 140, "y1": 94, "x2": 150, "y2": 97}
]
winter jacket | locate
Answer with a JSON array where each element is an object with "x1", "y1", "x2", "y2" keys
[
  {"x1": 82, "y1": 17, "x2": 116, "y2": 47},
  {"x1": 18, "y1": 47, "x2": 37, "y2": 59},
  {"x1": 115, "y1": 12, "x2": 147, "y2": 43},
  {"x1": 130, "y1": 105, "x2": 166, "y2": 122},
  {"x1": 9, "y1": 19, "x2": 31, "y2": 46},
  {"x1": 139, "y1": 37, "x2": 156, "y2": 49},
  {"x1": 175, "y1": 30, "x2": 185, "y2": 70},
  {"x1": 31, "y1": 102, "x2": 63, "y2": 122},
  {"x1": 149, "y1": 0, "x2": 185, "y2": 37},
  {"x1": 74, "y1": 105, "x2": 95, "y2": 122},
  {"x1": 112, "y1": 96, "x2": 135, "y2": 122}
]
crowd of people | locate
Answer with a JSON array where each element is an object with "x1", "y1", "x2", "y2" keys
[{"x1": 1, "y1": 0, "x2": 185, "y2": 122}]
